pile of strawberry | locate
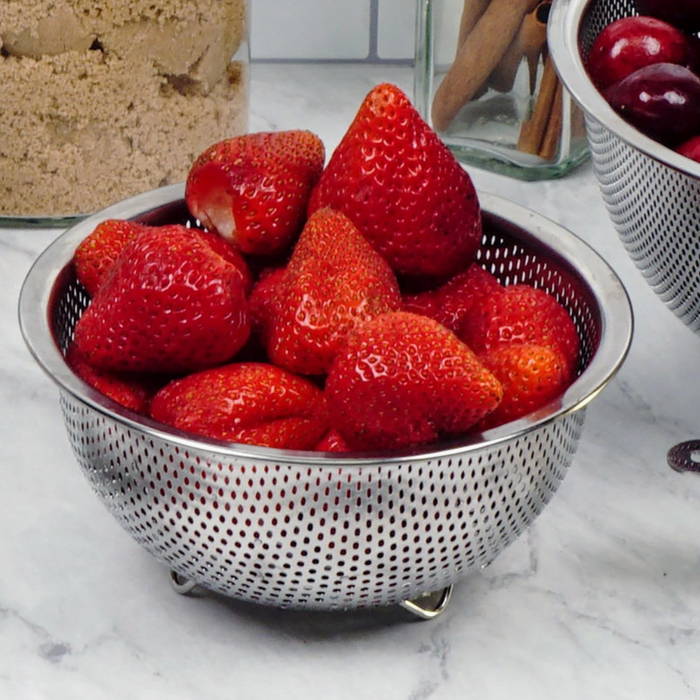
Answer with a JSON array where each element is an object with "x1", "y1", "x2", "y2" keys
[{"x1": 66, "y1": 83, "x2": 580, "y2": 453}]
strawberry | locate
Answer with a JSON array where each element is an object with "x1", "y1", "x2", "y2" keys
[
  {"x1": 234, "y1": 266, "x2": 287, "y2": 363},
  {"x1": 73, "y1": 219, "x2": 147, "y2": 295},
  {"x1": 402, "y1": 263, "x2": 502, "y2": 333},
  {"x1": 65, "y1": 344, "x2": 158, "y2": 414},
  {"x1": 260, "y1": 207, "x2": 402, "y2": 375},
  {"x1": 73, "y1": 219, "x2": 253, "y2": 296},
  {"x1": 185, "y1": 130, "x2": 326, "y2": 256},
  {"x1": 477, "y1": 343, "x2": 571, "y2": 430},
  {"x1": 72, "y1": 224, "x2": 250, "y2": 374},
  {"x1": 149, "y1": 362, "x2": 329, "y2": 450},
  {"x1": 248, "y1": 266, "x2": 286, "y2": 339},
  {"x1": 457, "y1": 284, "x2": 580, "y2": 379},
  {"x1": 325, "y1": 311, "x2": 503, "y2": 451},
  {"x1": 315, "y1": 429, "x2": 351, "y2": 453},
  {"x1": 194, "y1": 229, "x2": 254, "y2": 295},
  {"x1": 307, "y1": 83, "x2": 482, "y2": 281}
]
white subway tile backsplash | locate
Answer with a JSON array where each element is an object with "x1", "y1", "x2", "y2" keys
[
  {"x1": 250, "y1": 0, "x2": 416, "y2": 62},
  {"x1": 251, "y1": 0, "x2": 372, "y2": 60},
  {"x1": 377, "y1": 0, "x2": 417, "y2": 60}
]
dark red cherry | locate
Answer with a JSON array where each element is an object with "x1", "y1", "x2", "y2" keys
[
  {"x1": 588, "y1": 16, "x2": 694, "y2": 89},
  {"x1": 604, "y1": 62, "x2": 700, "y2": 146}
]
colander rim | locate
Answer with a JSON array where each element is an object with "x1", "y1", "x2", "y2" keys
[
  {"x1": 548, "y1": 0, "x2": 700, "y2": 181},
  {"x1": 18, "y1": 183, "x2": 633, "y2": 466}
]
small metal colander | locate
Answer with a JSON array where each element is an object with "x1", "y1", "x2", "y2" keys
[
  {"x1": 19, "y1": 184, "x2": 632, "y2": 616},
  {"x1": 549, "y1": 0, "x2": 700, "y2": 335}
]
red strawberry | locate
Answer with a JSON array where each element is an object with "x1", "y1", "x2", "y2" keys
[
  {"x1": 325, "y1": 311, "x2": 503, "y2": 451},
  {"x1": 185, "y1": 130, "x2": 326, "y2": 256},
  {"x1": 65, "y1": 344, "x2": 158, "y2": 414},
  {"x1": 402, "y1": 263, "x2": 502, "y2": 333},
  {"x1": 315, "y1": 429, "x2": 351, "y2": 453},
  {"x1": 307, "y1": 83, "x2": 482, "y2": 281},
  {"x1": 248, "y1": 266, "x2": 286, "y2": 339},
  {"x1": 457, "y1": 284, "x2": 580, "y2": 379},
  {"x1": 149, "y1": 362, "x2": 329, "y2": 450},
  {"x1": 195, "y1": 229, "x2": 254, "y2": 295},
  {"x1": 72, "y1": 224, "x2": 250, "y2": 374},
  {"x1": 73, "y1": 219, "x2": 147, "y2": 295},
  {"x1": 235, "y1": 266, "x2": 287, "y2": 363},
  {"x1": 477, "y1": 343, "x2": 571, "y2": 430},
  {"x1": 73, "y1": 219, "x2": 253, "y2": 297},
  {"x1": 260, "y1": 208, "x2": 402, "y2": 375}
]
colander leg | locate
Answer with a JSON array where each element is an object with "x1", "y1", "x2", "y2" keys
[
  {"x1": 399, "y1": 585, "x2": 453, "y2": 620},
  {"x1": 667, "y1": 440, "x2": 700, "y2": 474},
  {"x1": 169, "y1": 570, "x2": 204, "y2": 597},
  {"x1": 169, "y1": 568, "x2": 454, "y2": 618}
]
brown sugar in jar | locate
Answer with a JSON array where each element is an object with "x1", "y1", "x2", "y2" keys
[{"x1": 0, "y1": 0, "x2": 249, "y2": 221}]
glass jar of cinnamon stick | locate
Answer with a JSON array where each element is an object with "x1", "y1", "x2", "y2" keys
[{"x1": 414, "y1": 0, "x2": 588, "y2": 180}]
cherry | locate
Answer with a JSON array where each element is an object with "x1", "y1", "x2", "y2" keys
[
  {"x1": 604, "y1": 63, "x2": 700, "y2": 147},
  {"x1": 587, "y1": 16, "x2": 694, "y2": 89}
]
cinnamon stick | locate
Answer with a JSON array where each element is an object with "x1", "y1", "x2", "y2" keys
[
  {"x1": 457, "y1": 0, "x2": 493, "y2": 48},
  {"x1": 487, "y1": 2, "x2": 548, "y2": 94},
  {"x1": 571, "y1": 102, "x2": 587, "y2": 139},
  {"x1": 455, "y1": 0, "x2": 494, "y2": 106},
  {"x1": 538, "y1": 79, "x2": 563, "y2": 160},
  {"x1": 431, "y1": 0, "x2": 541, "y2": 132},
  {"x1": 516, "y1": 52, "x2": 558, "y2": 155}
]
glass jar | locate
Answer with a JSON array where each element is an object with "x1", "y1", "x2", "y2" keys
[
  {"x1": 0, "y1": 0, "x2": 250, "y2": 226},
  {"x1": 414, "y1": 0, "x2": 588, "y2": 180}
]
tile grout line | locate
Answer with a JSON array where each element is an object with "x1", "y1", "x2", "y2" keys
[
  {"x1": 368, "y1": 0, "x2": 379, "y2": 61},
  {"x1": 251, "y1": 0, "x2": 414, "y2": 65}
]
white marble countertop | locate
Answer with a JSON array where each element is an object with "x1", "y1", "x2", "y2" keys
[{"x1": 3, "y1": 63, "x2": 700, "y2": 699}]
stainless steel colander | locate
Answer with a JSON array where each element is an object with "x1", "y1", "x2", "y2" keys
[
  {"x1": 549, "y1": 0, "x2": 700, "y2": 335},
  {"x1": 19, "y1": 184, "x2": 632, "y2": 615}
]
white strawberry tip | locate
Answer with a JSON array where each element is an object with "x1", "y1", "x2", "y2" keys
[{"x1": 194, "y1": 192, "x2": 236, "y2": 241}]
